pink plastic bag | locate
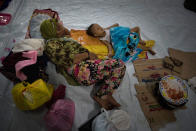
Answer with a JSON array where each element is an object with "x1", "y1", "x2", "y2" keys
[
  {"x1": 44, "y1": 99, "x2": 75, "y2": 131},
  {"x1": 0, "y1": 13, "x2": 11, "y2": 25}
]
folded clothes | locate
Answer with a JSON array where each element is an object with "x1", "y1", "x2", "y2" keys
[
  {"x1": 0, "y1": 52, "x2": 28, "y2": 83},
  {"x1": 0, "y1": 51, "x2": 49, "y2": 83},
  {"x1": 15, "y1": 51, "x2": 38, "y2": 81},
  {"x1": 1, "y1": 52, "x2": 28, "y2": 68},
  {"x1": 12, "y1": 39, "x2": 45, "y2": 56}
]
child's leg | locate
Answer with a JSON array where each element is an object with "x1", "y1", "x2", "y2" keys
[
  {"x1": 130, "y1": 26, "x2": 146, "y2": 45},
  {"x1": 96, "y1": 59, "x2": 126, "y2": 97}
]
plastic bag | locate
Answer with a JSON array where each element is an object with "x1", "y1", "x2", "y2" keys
[
  {"x1": 44, "y1": 99, "x2": 75, "y2": 131},
  {"x1": 12, "y1": 79, "x2": 53, "y2": 110},
  {"x1": 92, "y1": 109, "x2": 131, "y2": 131}
]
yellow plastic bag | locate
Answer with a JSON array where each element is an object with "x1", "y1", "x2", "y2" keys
[{"x1": 12, "y1": 79, "x2": 53, "y2": 110}]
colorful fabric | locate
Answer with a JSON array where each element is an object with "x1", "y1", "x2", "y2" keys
[
  {"x1": 69, "y1": 59, "x2": 126, "y2": 97},
  {"x1": 110, "y1": 26, "x2": 141, "y2": 62},
  {"x1": 40, "y1": 19, "x2": 58, "y2": 40},
  {"x1": 45, "y1": 37, "x2": 89, "y2": 85},
  {"x1": 70, "y1": 29, "x2": 114, "y2": 59},
  {"x1": 45, "y1": 37, "x2": 89, "y2": 68}
]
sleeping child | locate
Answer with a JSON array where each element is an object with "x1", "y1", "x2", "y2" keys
[{"x1": 87, "y1": 23, "x2": 146, "y2": 62}]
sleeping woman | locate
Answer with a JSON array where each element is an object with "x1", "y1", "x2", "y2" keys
[{"x1": 40, "y1": 19, "x2": 126, "y2": 110}]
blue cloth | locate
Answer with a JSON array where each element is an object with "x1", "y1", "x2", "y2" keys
[{"x1": 110, "y1": 26, "x2": 141, "y2": 62}]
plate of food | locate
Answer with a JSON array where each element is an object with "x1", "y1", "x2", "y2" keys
[{"x1": 159, "y1": 75, "x2": 188, "y2": 106}]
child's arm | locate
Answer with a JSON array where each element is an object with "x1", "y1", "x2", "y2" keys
[
  {"x1": 130, "y1": 26, "x2": 146, "y2": 45},
  {"x1": 101, "y1": 40, "x2": 113, "y2": 58},
  {"x1": 104, "y1": 23, "x2": 119, "y2": 30}
]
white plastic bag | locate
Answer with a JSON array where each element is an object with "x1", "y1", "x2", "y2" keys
[{"x1": 92, "y1": 109, "x2": 131, "y2": 131}]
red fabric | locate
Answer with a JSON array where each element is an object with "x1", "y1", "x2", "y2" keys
[
  {"x1": 46, "y1": 84, "x2": 66, "y2": 108},
  {"x1": 52, "y1": 84, "x2": 66, "y2": 102}
]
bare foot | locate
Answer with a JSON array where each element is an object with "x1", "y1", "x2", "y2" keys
[{"x1": 93, "y1": 94, "x2": 120, "y2": 110}]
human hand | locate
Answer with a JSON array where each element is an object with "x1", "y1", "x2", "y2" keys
[
  {"x1": 89, "y1": 52, "x2": 98, "y2": 60},
  {"x1": 73, "y1": 52, "x2": 89, "y2": 64},
  {"x1": 93, "y1": 95, "x2": 120, "y2": 110},
  {"x1": 108, "y1": 53, "x2": 113, "y2": 58}
]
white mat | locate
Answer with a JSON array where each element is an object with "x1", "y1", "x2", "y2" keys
[{"x1": 0, "y1": 0, "x2": 196, "y2": 131}]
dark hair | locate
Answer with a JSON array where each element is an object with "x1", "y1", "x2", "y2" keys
[{"x1": 87, "y1": 24, "x2": 95, "y2": 36}]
